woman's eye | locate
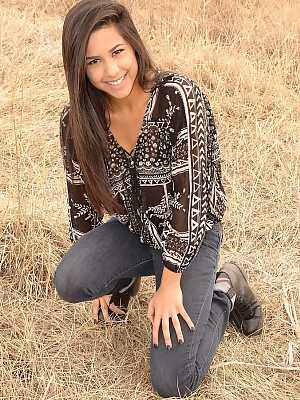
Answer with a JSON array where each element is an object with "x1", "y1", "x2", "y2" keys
[
  {"x1": 88, "y1": 59, "x2": 101, "y2": 65},
  {"x1": 113, "y1": 49, "x2": 124, "y2": 56}
]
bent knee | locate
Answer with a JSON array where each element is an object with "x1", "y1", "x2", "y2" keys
[
  {"x1": 54, "y1": 258, "x2": 83, "y2": 303},
  {"x1": 150, "y1": 356, "x2": 201, "y2": 398}
]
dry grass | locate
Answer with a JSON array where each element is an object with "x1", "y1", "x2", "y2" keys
[{"x1": 0, "y1": 0, "x2": 299, "y2": 398}]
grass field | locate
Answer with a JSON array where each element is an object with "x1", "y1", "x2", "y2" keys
[{"x1": 0, "y1": 0, "x2": 299, "y2": 399}]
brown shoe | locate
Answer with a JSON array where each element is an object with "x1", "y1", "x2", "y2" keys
[
  {"x1": 98, "y1": 276, "x2": 141, "y2": 322},
  {"x1": 220, "y1": 261, "x2": 263, "y2": 336}
]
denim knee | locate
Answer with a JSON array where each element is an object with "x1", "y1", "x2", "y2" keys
[
  {"x1": 54, "y1": 258, "x2": 83, "y2": 303},
  {"x1": 150, "y1": 351, "x2": 203, "y2": 398}
]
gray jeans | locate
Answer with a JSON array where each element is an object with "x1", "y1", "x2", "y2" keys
[{"x1": 54, "y1": 217, "x2": 231, "y2": 398}]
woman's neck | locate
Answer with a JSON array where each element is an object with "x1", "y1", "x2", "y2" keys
[{"x1": 107, "y1": 78, "x2": 150, "y2": 115}]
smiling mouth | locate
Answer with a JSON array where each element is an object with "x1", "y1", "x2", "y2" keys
[{"x1": 105, "y1": 73, "x2": 127, "y2": 86}]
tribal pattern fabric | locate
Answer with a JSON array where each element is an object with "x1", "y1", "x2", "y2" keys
[{"x1": 59, "y1": 71, "x2": 227, "y2": 273}]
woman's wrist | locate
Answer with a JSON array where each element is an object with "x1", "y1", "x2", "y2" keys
[{"x1": 160, "y1": 266, "x2": 182, "y2": 288}]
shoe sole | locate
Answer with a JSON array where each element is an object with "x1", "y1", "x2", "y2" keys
[{"x1": 230, "y1": 311, "x2": 263, "y2": 336}]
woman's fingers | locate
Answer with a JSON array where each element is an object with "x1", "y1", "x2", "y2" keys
[
  {"x1": 99, "y1": 297, "x2": 111, "y2": 322},
  {"x1": 152, "y1": 314, "x2": 173, "y2": 350},
  {"x1": 92, "y1": 294, "x2": 127, "y2": 324},
  {"x1": 103, "y1": 294, "x2": 112, "y2": 307},
  {"x1": 104, "y1": 294, "x2": 125, "y2": 315},
  {"x1": 180, "y1": 307, "x2": 195, "y2": 331},
  {"x1": 171, "y1": 314, "x2": 184, "y2": 344},
  {"x1": 162, "y1": 316, "x2": 172, "y2": 349},
  {"x1": 151, "y1": 309, "x2": 194, "y2": 349},
  {"x1": 147, "y1": 300, "x2": 155, "y2": 324},
  {"x1": 152, "y1": 315, "x2": 160, "y2": 347},
  {"x1": 109, "y1": 302, "x2": 126, "y2": 315},
  {"x1": 92, "y1": 298, "x2": 100, "y2": 323}
]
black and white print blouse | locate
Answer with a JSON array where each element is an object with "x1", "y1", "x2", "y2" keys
[{"x1": 59, "y1": 72, "x2": 227, "y2": 273}]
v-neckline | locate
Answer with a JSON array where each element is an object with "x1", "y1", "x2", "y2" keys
[{"x1": 108, "y1": 88, "x2": 155, "y2": 158}]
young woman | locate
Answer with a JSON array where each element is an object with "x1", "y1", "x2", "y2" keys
[{"x1": 54, "y1": 0, "x2": 263, "y2": 397}]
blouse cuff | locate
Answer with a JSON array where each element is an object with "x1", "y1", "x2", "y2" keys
[{"x1": 162, "y1": 258, "x2": 182, "y2": 273}]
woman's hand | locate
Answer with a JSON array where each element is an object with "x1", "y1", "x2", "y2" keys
[
  {"x1": 92, "y1": 294, "x2": 125, "y2": 323},
  {"x1": 147, "y1": 284, "x2": 195, "y2": 349}
]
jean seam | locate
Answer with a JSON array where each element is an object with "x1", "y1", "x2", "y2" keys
[
  {"x1": 184, "y1": 229, "x2": 222, "y2": 380},
  {"x1": 180, "y1": 308, "x2": 227, "y2": 396},
  {"x1": 103, "y1": 257, "x2": 153, "y2": 289},
  {"x1": 194, "y1": 309, "x2": 227, "y2": 383},
  {"x1": 185, "y1": 272, "x2": 216, "y2": 380}
]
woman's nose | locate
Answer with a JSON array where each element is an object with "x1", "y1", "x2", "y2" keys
[{"x1": 104, "y1": 60, "x2": 119, "y2": 79}]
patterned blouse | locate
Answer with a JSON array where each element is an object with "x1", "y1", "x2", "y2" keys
[{"x1": 59, "y1": 72, "x2": 227, "y2": 273}]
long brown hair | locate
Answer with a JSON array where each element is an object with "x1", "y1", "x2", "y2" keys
[{"x1": 62, "y1": 0, "x2": 159, "y2": 215}]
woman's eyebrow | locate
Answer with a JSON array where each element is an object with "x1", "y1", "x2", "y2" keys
[{"x1": 86, "y1": 43, "x2": 126, "y2": 60}]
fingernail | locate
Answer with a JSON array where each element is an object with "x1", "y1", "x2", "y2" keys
[
  {"x1": 166, "y1": 345, "x2": 172, "y2": 351},
  {"x1": 153, "y1": 343, "x2": 158, "y2": 349},
  {"x1": 178, "y1": 339, "x2": 184, "y2": 345},
  {"x1": 190, "y1": 326, "x2": 195, "y2": 331}
]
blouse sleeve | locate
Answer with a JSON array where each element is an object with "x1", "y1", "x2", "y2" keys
[
  {"x1": 161, "y1": 79, "x2": 210, "y2": 273},
  {"x1": 59, "y1": 105, "x2": 104, "y2": 243}
]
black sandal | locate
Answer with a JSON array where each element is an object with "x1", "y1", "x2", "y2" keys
[{"x1": 98, "y1": 276, "x2": 141, "y2": 322}]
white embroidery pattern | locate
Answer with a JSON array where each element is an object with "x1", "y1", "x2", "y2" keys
[{"x1": 59, "y1": 72, "x2": 227, "y2": 272}]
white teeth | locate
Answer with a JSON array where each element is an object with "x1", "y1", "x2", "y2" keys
[{"x1": 107, "y1": 75, "x2": 126, "y2": 85}]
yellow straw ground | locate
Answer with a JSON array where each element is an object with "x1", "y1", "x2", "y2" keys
[{"x1": 0, "y1": 1, "x2": 299, "y2": 398}]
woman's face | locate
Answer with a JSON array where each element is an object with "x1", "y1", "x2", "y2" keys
[{"x1": 85, "y1": 24, "x2": 139, "y2": 101}]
